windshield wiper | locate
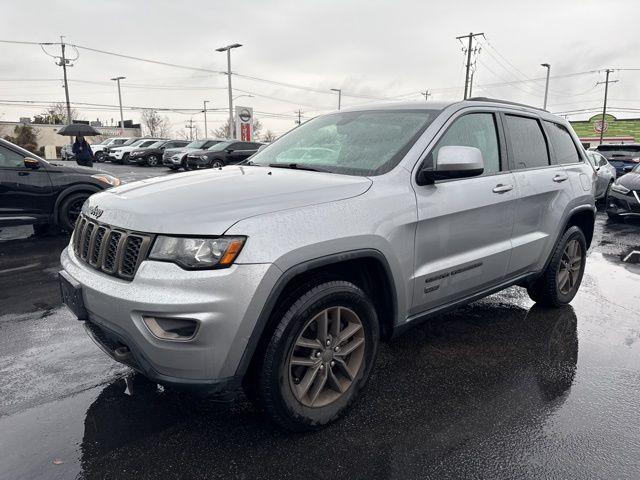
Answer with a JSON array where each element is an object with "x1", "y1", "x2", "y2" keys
[{"x1": 268, "y1": 163, "x2": 329, "y2": 172}]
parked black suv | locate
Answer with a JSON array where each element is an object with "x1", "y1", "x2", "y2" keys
[
  {"x1": 186, "y1": 140, "x2": 264, "y2": 169},
  {"x1": 127, "y1": 140, "x2": 189, "y2": 167},
  {"x1": 0, "y1": 139, "x2": 120, "y2": 232}
]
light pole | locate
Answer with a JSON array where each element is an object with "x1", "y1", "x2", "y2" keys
[
  {"x1": 541, "y1": 63, "x2": 551, "y2": 110},
  {"x1": 330, "y1": 88, "x2": 342, "y2": 110},
  {"x1": 233, "y1": 94, "x2": 254, "y2": 102},
  {"x1": 111, "y1": 76, "x2": 126, "y2": 134},
  {"x1": 216, "y1": 43, "x2": 242, "y2": 138},
  {"x1": 203, "y1": 100, "x2": 209, "y2": 137}
]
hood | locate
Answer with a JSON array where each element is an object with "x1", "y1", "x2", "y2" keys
[
  {"x1": 186, "y1": 148, "x2": 210, "y2": 156},
  {"x1": 165, "y1": 146, "x2": 198, "y2": 156},
  {"x1": 83, "y1": 166, "x2": 372, "y2": 235},
  {"x1": 617, "y1": 172, "x2": 640, "y2": 190}
]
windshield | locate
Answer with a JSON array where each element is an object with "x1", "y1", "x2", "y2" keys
[
  {"x1": 596, "y1": 145, "x2": 640, "y2": 159},
  {"x1": 207, "y1": 141, "x2": 233, "y2": 152},
  {"x1": 248, "y1": 109, "x2": 439, "y2": 176},
  {"x1": 186, "y1": 140, "x2": 210, "y2": 149}
]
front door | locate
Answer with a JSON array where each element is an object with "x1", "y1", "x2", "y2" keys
[
  {"x1": 411, "y1": 111, "x2": 517, "y2": 315},
  {"x1": 0, "y1": 143, "x2": 53, "y2": 225}
]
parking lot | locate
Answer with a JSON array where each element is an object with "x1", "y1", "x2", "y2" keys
[{"x1": 1, "y1": 164, "x2": 639, "y2": 479}]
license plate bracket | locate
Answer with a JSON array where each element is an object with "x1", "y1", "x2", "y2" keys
[{"x1": 59, "y1": 271, "x2": 88, "y2": 320}]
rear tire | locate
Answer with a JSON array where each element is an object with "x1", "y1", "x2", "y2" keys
[
  {"x1": 248, "y1": 280, "x2": 379, "y2": 431},
  {"x1": 527, "y1": 226, "x2": 586, "y2": 307},
  {"x1": 94, "y1": 151, "x2": 105, "y2": 163}
]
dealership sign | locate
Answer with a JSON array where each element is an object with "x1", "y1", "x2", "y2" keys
[
  {"x1": 594, "y1": 119, "x2": 608, "y2": 134},
  {"x1": 235, "y1": 106, "x2": 253, "y2": 141}
]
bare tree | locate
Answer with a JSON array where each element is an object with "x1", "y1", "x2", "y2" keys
[
  {"x1": 34, "y1": 103, "x2": 82, "y2": 124},
  {"x1": 177, "y1": 124, "x2": 200, "y2": 141},
  {"x1": 262, "y1": 130, "x2": 278, "y2": 142},
  {"x1": 141, "y1": 109, "x2": 172, "y2": 137}
]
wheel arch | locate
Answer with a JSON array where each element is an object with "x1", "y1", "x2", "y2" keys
[
  {"x1": 236, "y1": 249, "x2": 398, "y2": 379},
  {"x1": 53, "y1": 184, "x2": 102, "y2": 225}
]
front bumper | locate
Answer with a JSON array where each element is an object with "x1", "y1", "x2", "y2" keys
[
  {"x1": 128, "y1": 155, "x2": 145, "y2": 164},
  {"x1": 606, "y1": 189, "x2": 640, "y2": 216},
  {"x1": 60, "y1": 246, "x2": 281, "y2": 386},
  {"x1": 187, "y1": 156, "x2": 208, "y2": 168},
  {"x1": 163, "y1": 156, "x2": 183, "y2": 166}
]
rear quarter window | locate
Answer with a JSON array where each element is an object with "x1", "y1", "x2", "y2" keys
[{"x1": 544, "y1": 121, "x2": 581, "y2": 164}]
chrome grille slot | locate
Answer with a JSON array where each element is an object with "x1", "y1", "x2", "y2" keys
[{"x1": 71, "y1": 214, "x2": 153, "y2": 281}]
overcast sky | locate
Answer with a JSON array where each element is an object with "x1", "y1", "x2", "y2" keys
[{"x1": 2, "y1": 0, "x2": 639, "y2": 138}]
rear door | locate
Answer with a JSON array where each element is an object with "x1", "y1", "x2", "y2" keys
[
  {"x1": 504, "y1": 113, "x2": 573, "y2": 275},
  {"x1": 411, "y1": 110, "x2": 517, "y2": 314},
  {"x1": 226, "y1": 142, "x2": 257, "y2": 164}
]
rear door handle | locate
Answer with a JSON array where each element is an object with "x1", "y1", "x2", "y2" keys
[
  {"x1": 18, "y1": 172, "x2": 30, "y2": 176},
  {"x1": 492, "y1": 184, "x2": 514, "y2": 194},
  {"x1": 553, "y1": 174, "x2": 568, "y2": 183}
]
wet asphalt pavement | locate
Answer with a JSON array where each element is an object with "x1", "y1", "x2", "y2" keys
[{"x1": 1, "y1": 163, "x2": 640, "y2": 479}]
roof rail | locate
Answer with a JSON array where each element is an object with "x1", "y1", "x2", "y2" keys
[{"x1": 466, "y1": 97, "x2": 548, "y2": 113}]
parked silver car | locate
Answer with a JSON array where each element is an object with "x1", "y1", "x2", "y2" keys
[
  {"x1": 60, "y1": 99, "x2": 595, "y2": 430},
  {"x1": 586, "y1": 150, "x2": 616, "y2": 200}
]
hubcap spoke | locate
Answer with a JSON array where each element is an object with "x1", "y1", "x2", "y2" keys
[
  {"x1": 290, "y1": 356, "x2": 316, "y2": 367},
  {"x1": 558, "y1": 239, "x2": 582, "y2": 294},
  {"x1": 326, "y1": 367, "x2": 344, "y2": 393},
  {"x1": 296, "y1": 337, "x2": 321, "y2": 349},
  {"x1": 316, "y1": 310, "x2": 329, "y2": 344},
  {"x1": 296, "y1": 364, "x2": 321, "y2": 398},
  {"x1": 336, "y1": 337, "x2": 364, "y2": 357},
  {"x1": 308, "y1": 367, "x2": 328, "y2": 405},
  {"x1": 333, "y1": 357, "x2": 354, "y2": 381},
  {"x1": 338, "y1": 322, "x2": 362, "y2": 343}
]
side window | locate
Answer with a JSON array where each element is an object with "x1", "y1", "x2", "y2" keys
[
  {"x1": 433, "y1": 113, "x2": 501, "y2": 174},
  {"x1": 505, "y1": 115, "x2": 549, "y2": 170},
  {"x1": 597, "y1": 154, "x2": 608, "y2": 167},
  {"x1": 0, "y1": 145, "x2": 25, "y2": 168},
  {"x1": 544, "y1": 121, "x2": 581, "y2": 164}
]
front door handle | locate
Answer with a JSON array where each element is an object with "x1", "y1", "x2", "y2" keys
[
  {"x1": 18, "y1": 171, "x2": 30, "y2": 176},
  {"x1": 492, "y1": 184, "x2": 514, "y2": 194},
  {"x1": 553, "y1": 174, "x2": 568, "y2": 183}
]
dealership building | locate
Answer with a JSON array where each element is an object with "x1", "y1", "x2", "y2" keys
[{"x1": 570, "y1": 114, "x2": 640, "y2": 148}]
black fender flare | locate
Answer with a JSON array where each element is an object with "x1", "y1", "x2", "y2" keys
[
  {"x1": 53, "y1": 184, "x2": 102, "y2": 224},
  {"x1": 234, "y1": 248, "x2": 398, "y2": 378}
]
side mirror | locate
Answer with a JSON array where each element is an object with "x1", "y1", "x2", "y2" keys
[
  {"x1": 417, "y1": 146, "x2": 484, "y2": 186},
  {"x1": 24, "y1": 157, "x2": 41, "y2": 169},
  {"x1": 225, "y1": 148, "x2": 234, "y2": 154},
  {"x1": 624, "y1": 165, "x2": 634, "y2": 173}
]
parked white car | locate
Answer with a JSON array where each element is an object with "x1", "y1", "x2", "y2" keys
[
  {"x1": 107, "y1": 138, "x2": 165, "y2": 164},
  {"x1": 91, "y1": 137, "x2": 133, "y2": 162}
]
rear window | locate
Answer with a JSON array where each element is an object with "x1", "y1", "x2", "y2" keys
[
  {"x1": 505, "y1": 115, "x2": 549, "y2": 169},
  {"x1": 595, "y1": 145, "x2": 640, "y2": 159},
  {"x1": 544, "y1": 121, "x2": 581, "y2": 164}
]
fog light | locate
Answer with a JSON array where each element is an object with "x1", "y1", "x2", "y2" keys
[{"x1": 143, "y1": 316, "x2": 198, "y2": 341}]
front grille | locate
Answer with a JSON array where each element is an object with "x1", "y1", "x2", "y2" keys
[{"x1": 72, "y1": 214, "x2": 153, "y2": 280}]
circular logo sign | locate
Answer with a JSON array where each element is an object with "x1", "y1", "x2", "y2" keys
[
  {"x1": 239, "y1": 108, "x2": 252, "y2": 123},
  {"x1": 594, "y1": 119, "x2": 608, "y2": 134}
]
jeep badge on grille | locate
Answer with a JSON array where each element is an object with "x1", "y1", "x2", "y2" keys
[{"x1": 88, "y1": 205, "x2": 104, "y2": 218}]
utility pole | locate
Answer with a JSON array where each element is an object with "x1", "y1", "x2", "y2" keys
[
  {"x1": 469, "y1": 71, "x2": 475, "y2": 97},
  {"x1": 216, "y1": 43, "x2": 242, "y2": 139},
  {"x1": 456, "y1": 32, "x2": 484, "y2": 100},
  {"x1": 110, "y1": 76, "x2": 126, "y2": 134},
  {"x1": 541, "y1": 63, "x2": 551, "y2": 110},
  {"x1": 330, "y1": 88, "x2": 342, "y2": 110},
  {"x1": 203, "y1": 100, "x2": 209, "y2": 137},
  {"x1": 295, "y1": 109, "x2": 303, "y2": 126},
  {"x1": 596, "y1": 69, "x2": 618, "y2": 144},
  {"x1": 185, "y1": 118, "x2": 196, "y2": 141},
  {"x1": 420, "y1": 90, "x2": 431, "y2": 101},
  {"x1": 56, "y1": 36, "x2": 73, "y2": 126}
]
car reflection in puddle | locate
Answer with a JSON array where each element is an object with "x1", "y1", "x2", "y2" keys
[{"x1": 76, "y1": 303, "x2": 578, "y2": 479}]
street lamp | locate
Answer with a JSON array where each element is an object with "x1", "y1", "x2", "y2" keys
[
  {"x1": 541, "y1": 63, "x2": 551, "y2": 110},
  {"x1": 233, "y1": 94, "x2": 254, "y2": 101},
  {"x1": 110, "y1": 76, "x2": 126, "y2": 134},
  {"x1": 330, "y1": 88, "x2": 342, "y2": 110},
  {"x1": 216, "y1": 43, "x2": 242, "y2": 138},
  {"x1": 203, "y1": 100, "x2": 209, "y2": 137}
]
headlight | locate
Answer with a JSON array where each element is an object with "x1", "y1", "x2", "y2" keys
[
  {"x1": 611, "y1": 183, "x2": 630, "y2": 195},
  {"x1": 149, "y1": 236, "x2": 246, "y2": 269},
  {"x1": 200, "y1": 155, "x2": 208, "y2": 160},
  {"x1": 91, "y1": 174, "x2": 121, "y2": 187},
  {"x1": 130, "y1": 151, "x2": 140, "y2": 156}
]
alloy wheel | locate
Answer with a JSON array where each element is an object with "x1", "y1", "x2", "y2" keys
[
  {"x1": 66, "y1": 198, "x2": 85, "y2": 225},
  {"x1": 287, "y1": 306, "x2": 365, "y2": 408},
  {"x1": 557, "y1": 239, "x2": 582, "y2": 294},
  {"x1": 148, "y1": 155, "x2": 158, "y2": 166},
  {"x1": 212, "y1": 160, "x2": 223, "y2": 168}
]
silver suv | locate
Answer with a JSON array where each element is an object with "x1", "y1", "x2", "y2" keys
[{"x1": 59, "y1": 99, "x2": 596, "y2": 430}]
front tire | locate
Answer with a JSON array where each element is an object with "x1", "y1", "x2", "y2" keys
[
  {"x1": 58, "y1": 193, "x2": 90, "y2": 232},
  {"x1": 211, "y1": 159, "x2": 224, "y2": 169},
  {"x1": 250, "y1": 281, "x2": 379, "y2": 431},
  {"x1": 94, "y1": 151, "x2": 105, "y2": 163},
  {"x1": 147, "y1": 155, "x2": 159, "y2": 167},
  {"x1": 527, "y1": 226, "x2": 587, "y2": 307}
]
